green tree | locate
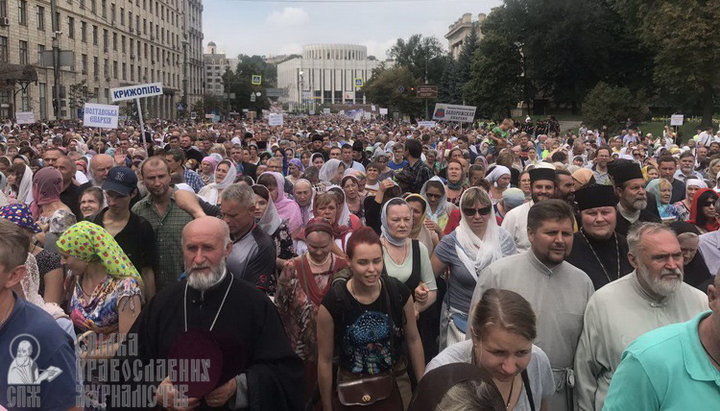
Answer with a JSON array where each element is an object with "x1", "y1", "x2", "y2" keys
[
  {"x1": 610, "y1": 0, "x2": 720, "y2": 127},
  {"x1": 470, "y1": 0, "x2": 650, "y2": 113},
  {"x1": 363, "y1": 66, "x2": 423, "y2": 117},
  {"x1": 439, "y1": 57, "x2": 462, "y2": 104},
  {"x1": 582, "y1": 82, "x2": 648, "y2": 131},
  {"x1": 456, "y1": 24, "x2": 479, "y2": 101},
  {"x1": 388, "y1": 34, "x2": 447, "y2": 85},
  {"x1": 464, "y1": 32, "x2": 524, "y2": 120},
  {"x1": 222, "y1": 55, "x2": 278, "y2": 112},
  {"x1": 68, "y1": 80, "x2": 95, "y2": 111}
]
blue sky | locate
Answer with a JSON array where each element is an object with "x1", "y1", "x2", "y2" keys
[{"x1": 203, "y1": 0, "x2": 502, "y2": 60}]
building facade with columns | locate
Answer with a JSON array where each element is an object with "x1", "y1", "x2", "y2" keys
[
  {"x1": 276, "y1": 44, "x2": 381, "y2": 110},
  {"x1": 0, "y1": 0, "x2": 203, "y2": 120},
  {"x1": 445, "y1": 12, "x2": 485, "y2": 60}
]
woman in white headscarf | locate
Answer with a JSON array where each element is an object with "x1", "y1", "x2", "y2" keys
[
  {"x1": 318, "y1": 159, "x2": 346, "y2": 188},
  {"x1": 252, "y1": 185, "x2": 296, "y2": 270},
  {"x1": 15, "y1": 163, "x2": 33, "y2": 204},
  {"x1": 431, "y1": 187, "x2": 517, "y2": 349},
  {"x1": 198, "y1": 159, "x2": 237, "y2": 205},
  {"x1": 675, "y1": 178, "x2": 707, "y2": 222},
  {"x1": 420, "y1": 176, "x2": 456, "y2": 235},
  {"x1": 485, "y1": 165, "x2": 512, "y2": 205},
  {"x1": 326, "y1": 185, "x2": 362, "y2": 231}
]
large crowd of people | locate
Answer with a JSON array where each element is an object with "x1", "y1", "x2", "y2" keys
[{"x1": 0, "y1": 115, "x2": 719, "y2": 410}]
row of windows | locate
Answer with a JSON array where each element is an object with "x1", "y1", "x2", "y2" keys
[
  {"x1": 306, "y1": 49, "x2": 366, "y2": 61},
  {"x1": 3, "y1": 1, "x2": 182, "y2": 53},
  {"x1": 0, "y1": 35, "x2": 180, "y2": 88}
]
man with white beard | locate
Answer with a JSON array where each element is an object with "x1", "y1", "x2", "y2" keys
[
  {"x1": 574, "y1": 223, "x2": 707, "y2": 410},
  {"x1": 116, "y1": 217, "x2": 303, "y2": 410},
  {"x1": 609, "y1": 161, "x2": 660, "y2": 236}
]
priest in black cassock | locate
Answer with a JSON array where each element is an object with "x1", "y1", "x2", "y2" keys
[
  {"x1": 112, "y1": 217, "x2": 303, "y2": 410},
  {"x1": 567, "y1": 184, "x2": 633, "y2": 289},
  {"x1": 608, "y1": 160, "x2": 660, "y2": 236}
]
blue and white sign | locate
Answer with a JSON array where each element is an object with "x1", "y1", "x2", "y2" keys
[
  {"x1": 83, "y1": 103, "x2": 119, "y2": 129},
  {"x1": 110, "y1": 82, "x2": 163, "y2": 102}
]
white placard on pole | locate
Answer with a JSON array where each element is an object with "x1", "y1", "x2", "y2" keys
[
  {"x1": 379, "y1": 108, "x2": 388, "y2": 115},
  {"x1": 83, "y1": 103, "x2": 119, "y2": 129},
  {"x1": 417, "y1": 121, "x2": 437, "y2": 128},
  {"x1": 15, "y1": 112, "x2": 35, "y2": 124},
  {"x1": 110, "y1": 82, "x2": 164, "y2": 102},
  {"x1": 670, "y1": 114, "x2": 684, "y2": 126},
  {"x1": 268, "y1": 113, "x2": 284, "y2": 126},
  {"x1": 432, "y1": 103, "x2": 477, "y2": 123},
  {"x1": 322, "y1": 108, "x2": 331, "y2": 114}
]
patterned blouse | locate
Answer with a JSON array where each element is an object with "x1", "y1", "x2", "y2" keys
[
  {"x1": 275, "y1": 255, "x2": 347, "y2": 361},
  {"x1": 70, "y1": 276, "x2": 142, "y2": 336}
]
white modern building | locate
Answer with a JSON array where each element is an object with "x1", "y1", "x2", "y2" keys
[
  {"x1": 276, "y1": 44, "x2": 381, "y2": 110},
  {"x1": 203, "y1": 41, "x2": 229, "y2": 96},
  {"x1": 445, "y1": 13, "x2": 485, "y2": 60}
]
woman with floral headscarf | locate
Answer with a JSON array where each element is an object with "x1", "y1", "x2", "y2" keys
[
  {"x1": 0, "y1": 203, "x2": 65, "y2": 305},
  {"x1": 286, "y1": 158, "x2": 304, "y2": 186},
  {"x1": 58, "y1": 221, "x2": 143, "y2": 358}
]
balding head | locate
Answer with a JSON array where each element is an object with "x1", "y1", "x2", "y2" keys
[
  {"x1": 90, "y1": 154, "x2": 113, "y2": 185},
  {"x1": 182, "y1": 217, "x2": 232, "y2": 291},
  {"x1": 55, "y1": 155, "x2": 75, "y2": 185}
]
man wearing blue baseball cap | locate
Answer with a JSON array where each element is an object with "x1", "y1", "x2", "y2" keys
[{"x1": 88, "y1": 166, "x2": 158, "y2": 298}]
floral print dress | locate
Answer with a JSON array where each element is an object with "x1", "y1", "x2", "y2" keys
[{"x1": 70, "y1": 275, "x2": 142, "y2": 337}]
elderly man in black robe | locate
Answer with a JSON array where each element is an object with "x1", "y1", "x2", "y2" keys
[
  {"x1": 567, "y1": 184, "x2": 633, "y2": 289},
  {"x1": 113, "y1": 216, "x2": 303, "y2": 410}
]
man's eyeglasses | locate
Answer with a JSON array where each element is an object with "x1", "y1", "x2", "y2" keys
[{"x1": 462, "y1": 206, "x2": 492, "y2": 216}]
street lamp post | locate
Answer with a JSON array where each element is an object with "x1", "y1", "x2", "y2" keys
[
  {"x1": 298, "y1": 70, "x2": 304, "y2": 114},
  {"x1": 182, "y1": 39, "x2": 189, "y2": 118},
  {"x1": 50, "y1": 0, "x2": 61, "y2": 118}
]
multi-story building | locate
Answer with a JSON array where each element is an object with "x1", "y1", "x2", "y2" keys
[
  {"x1": 0, "y1": 0, "x2": 203, "y2": 120},
  {"x1": 276, "y1": 44, "x2": 381, "y2": 110},
  {"x1": 203, "y1": 41, "x2": 229, "y2": 96},
  {"x1": 445, "y1": 12, "x2": 485, "y2": 60}
]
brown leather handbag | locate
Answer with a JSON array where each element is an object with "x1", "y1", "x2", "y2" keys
[{"x1": 334, "y1": 374, "x2": 402, "y2": 410}]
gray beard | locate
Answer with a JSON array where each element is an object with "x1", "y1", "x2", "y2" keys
[
  {"x1": 637, "y1": 262, "x2": 683, "y2": 298},
  {"x1": 187, "y1": 261, "x2": 227, "y2": 292}
]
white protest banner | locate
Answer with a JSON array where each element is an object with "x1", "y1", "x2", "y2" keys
[
  {"x1": 268, "y1": 113, "x2": 284, "y2": 126},
  {"x1": 15, "y1": 112, "x2": 35, "y2": 124},
  {"x1": 83, "y1": 103, "x2": 119, "y2": 129},
  {"x1": 363, "y1": 112, "x2": 372, "y2": 120},
  {"x1": 322, "y1": 108, "x2": 331, "y2": 114},
  {"x1": 432, "y1": 103, "x2": 477, "y2": 123},
  {"x1": 670, "y1": 114, "x2": 684, "y2": 126},
  {"x1": 110, "y1": 82, "x2": 163, "y2": 102},
  {"x1": 379, "y1": 108, "x2": 388, "y2": 115},
  {"x1": 417, "y1": 121, "x2": 437, "y2": 128}
]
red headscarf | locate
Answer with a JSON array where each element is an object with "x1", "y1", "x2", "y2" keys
[
  {"x1": 30, "y1": 167, "x2": 64, "y2": 220},
  {"x1": 688, "y1": 188, "x2": 720, "y2": 232}
]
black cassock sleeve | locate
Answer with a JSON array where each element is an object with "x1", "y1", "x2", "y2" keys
[{"x1": 242, "y1": 296, "x2": 305, "y2": 411}]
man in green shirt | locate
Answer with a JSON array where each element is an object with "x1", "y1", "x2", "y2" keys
[
  {"x1": 603, "y1": 274, "x2": 720, "y2": 410},
  {"x1": 132, "y1": 157, "x2": 193, "y2": 292}
]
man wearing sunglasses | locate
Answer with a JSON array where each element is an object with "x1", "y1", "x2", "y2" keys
[{"x1": 501, "y1": 166, "x2": 557, "y2": 251}]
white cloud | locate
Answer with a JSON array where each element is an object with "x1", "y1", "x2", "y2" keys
[
  {"x1": 266, "y1": 7, "x2": 310, "y2": 26},
  {"x1": 361, "y1": 39, "x2": 397, "y2": 60}
]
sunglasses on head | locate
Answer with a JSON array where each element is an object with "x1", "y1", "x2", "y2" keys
[{"x1": 462, "y1": 205, "x2": 492, "y2": 217}]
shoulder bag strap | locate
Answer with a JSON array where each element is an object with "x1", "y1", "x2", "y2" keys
[
  {"x1": 521, "y1": 369, "x2": 536, "y2": 411},
  {"x1": 404, "y1": 239, "x2": 422, "y2": 291}
]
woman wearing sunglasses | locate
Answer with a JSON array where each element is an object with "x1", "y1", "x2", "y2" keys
[
  {"x1": 688, "y1": 188, "x2": 720, "y2": 233},
  {"x1": 431, "y1": 187, "x2": 517, "y2": 350}
]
